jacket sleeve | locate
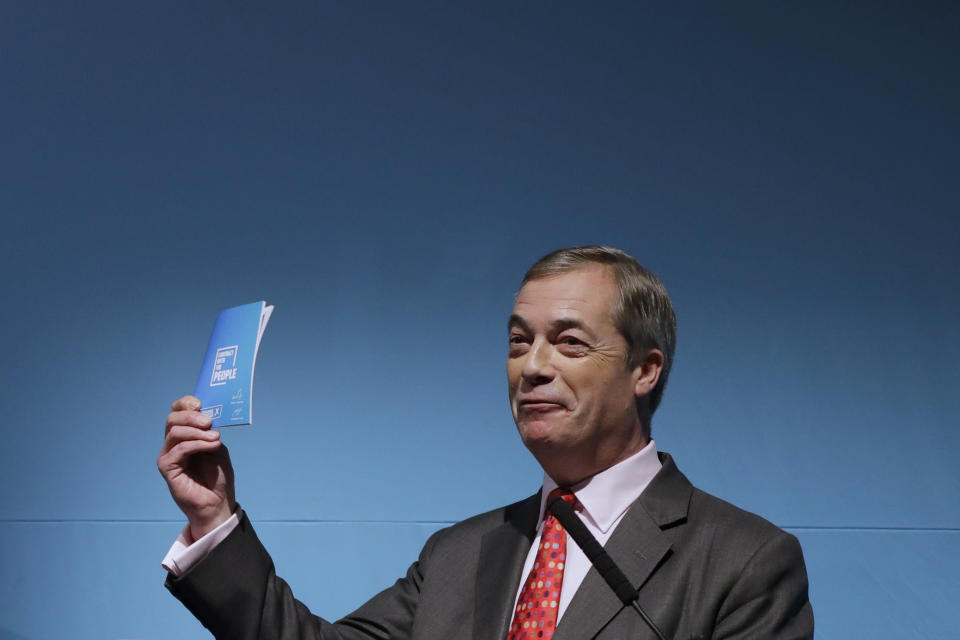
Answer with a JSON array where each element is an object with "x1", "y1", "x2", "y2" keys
[
  {"x1": 165, "y1": 512, "x2": 433, "y2": 640},
  {"x1": 711, "y1": 529, "x2": 814, "y2": 640}
]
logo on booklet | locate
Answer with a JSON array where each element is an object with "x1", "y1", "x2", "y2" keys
[
  {"x1": 210, "y1": 345, "x2": 239, "y2": 386},
  {"x1": 200, "y1": 404, "x2": 223, "y2": 419}
]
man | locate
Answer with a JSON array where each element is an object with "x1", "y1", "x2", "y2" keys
[{"x1": 159, "y1": 246, "x2": 814, "y2": 639}]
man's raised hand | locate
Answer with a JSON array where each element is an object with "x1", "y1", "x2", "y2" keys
[{"x1": 158, "y1": 395, "x2": 237, "y2": 542}]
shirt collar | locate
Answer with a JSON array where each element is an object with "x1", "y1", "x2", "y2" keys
[{"x1": 538, "y1": 439, "x2": 662, "y2": 534}]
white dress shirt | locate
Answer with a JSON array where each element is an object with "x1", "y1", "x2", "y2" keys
[
  {"x1": 164, "y1": 440, "x2": 662, "y2": 622},
  {"x1": 162, "y1": 509, "x2": 242, "y2": 577}
]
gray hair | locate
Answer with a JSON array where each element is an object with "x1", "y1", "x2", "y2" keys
[{"x1": 520, "y1": 246, "x2": 677, "y2": 414}]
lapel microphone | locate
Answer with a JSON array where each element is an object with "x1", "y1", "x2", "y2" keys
[{"x1": 547, "y1": 494, "x2": 668, "y2": 640}]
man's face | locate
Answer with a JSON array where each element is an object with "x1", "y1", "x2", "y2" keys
[{"x1": 507, "y1": 266, "x2": 645, "y2": 484}]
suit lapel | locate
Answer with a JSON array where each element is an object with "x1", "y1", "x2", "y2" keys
[
  {"x1": 473, "y1": 492, "x2": 541, "y2": 640},
  {"x1": 553, "y1": 453, "x2": 692, "y2": 640}
]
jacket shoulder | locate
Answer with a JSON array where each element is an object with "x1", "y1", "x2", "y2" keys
[
  {"x1": 679, "y1": 484, "x2": 803, "y2": 581},
  {"x1": 423, "y1": 491, "x2": 540, "y2": 550},
  {"x1": 689, "y1": 486, "x2": 786, "y2": 537},
  {"x1": 653, "y1": 452, "x2": 794, "y2": 551}
]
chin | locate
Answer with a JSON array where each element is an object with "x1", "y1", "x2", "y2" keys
[{"x1": 518, "y1": 418, "x2": 566, "y2": 449}]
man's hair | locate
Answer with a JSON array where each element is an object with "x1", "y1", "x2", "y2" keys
[{"x1": 520, "y1": 246, "x2": 677, "y2": 414}]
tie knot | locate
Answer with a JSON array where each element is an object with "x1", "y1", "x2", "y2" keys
[{"x1": 547, "y1": 487, "x2": 578, "y2": 508}]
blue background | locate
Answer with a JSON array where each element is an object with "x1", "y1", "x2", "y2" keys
[{"x1": 1, "y1": 2, "x2": 957, "y2": 638}]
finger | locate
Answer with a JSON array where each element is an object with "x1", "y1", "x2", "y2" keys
[
  {"x1": 171, "y1": 395, "x2": 202, "y2": 412},
  {"x1": 162, "y1": 425, "x2": 220, "y2": 452},
  {"x1": 165, "y1": 409, "x2": 212, "y2": 434},
  {"x1": 158, "y1": 438, "x2": 223, "y2": 472}
]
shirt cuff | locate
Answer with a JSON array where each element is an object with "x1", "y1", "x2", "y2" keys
[{"x1": 161, "y1": 509, "x2": 243, "y2": 577}]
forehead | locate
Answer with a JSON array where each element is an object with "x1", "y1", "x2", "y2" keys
[{"x1": 512, "y1": 266, "x2": 618, "y2": 326}]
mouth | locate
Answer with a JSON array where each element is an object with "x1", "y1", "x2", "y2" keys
[{"x1": 518, "y1": 400, "x2": 564, "y2": 411}]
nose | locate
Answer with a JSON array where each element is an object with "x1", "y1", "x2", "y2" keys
[{"x1": 521, "y1": 338, "x2": 555, "y2": 386}]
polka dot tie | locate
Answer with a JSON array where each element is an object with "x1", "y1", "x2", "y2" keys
[{"x1": 507, "y1": 488, "x2": 578, "y2": 640}]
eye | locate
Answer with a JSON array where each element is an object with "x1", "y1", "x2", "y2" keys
[
  {"x1": 508, "y1": 333, "x2": 531, "y2": 353},
  {"x1": 557, "y1": 335, "x2": 589, "y2": 355}
]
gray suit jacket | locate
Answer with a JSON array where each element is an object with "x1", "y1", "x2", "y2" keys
[{"x1": 167, "y1": 453, "x2": 813, "y2": 639}]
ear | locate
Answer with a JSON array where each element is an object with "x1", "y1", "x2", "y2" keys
[{"x1": 633, "y1": 349, "x2": 664, "y2": 399}]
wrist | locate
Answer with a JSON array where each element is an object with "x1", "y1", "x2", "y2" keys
[{"x1": 188, "y1": 501, "x2": 236, "y2": 542}]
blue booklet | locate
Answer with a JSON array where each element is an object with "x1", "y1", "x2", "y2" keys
[{"x1": 194, "y1": 301, "x2": 274, "y2": 427}]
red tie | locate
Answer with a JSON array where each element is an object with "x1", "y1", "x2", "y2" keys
[{"x1": 507, "y1": 488, "x2": 578, "y2": 640}]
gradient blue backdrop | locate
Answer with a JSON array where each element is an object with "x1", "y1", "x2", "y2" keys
[{"x1": 1, "y1": 3, "x2": 957, "y2": 638}]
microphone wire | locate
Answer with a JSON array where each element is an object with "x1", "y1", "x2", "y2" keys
[{"x1": 547, "y1": 495, "x2": 668, "y2": 640}]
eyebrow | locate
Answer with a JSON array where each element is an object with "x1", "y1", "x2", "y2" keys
[
  {"x1": 508, "y1": 314, "x2": 531, "y2": 333},
  {"x1": 508, "y1": 314, "x2": 593, "y2": 336}
]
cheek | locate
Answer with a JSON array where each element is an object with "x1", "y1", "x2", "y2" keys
[
  {"x1": 506, "y1": 353, "x2": 527, "y2": 375},
  {"x1": 505, "y1": 360, "x2": 521, "y2": 392},
  {"x1": 569, "y1": 371, "x2": 619, "y2": 412},
  {"x1": 591, "y1": 376, "x2": 635, "y2": 417}
]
